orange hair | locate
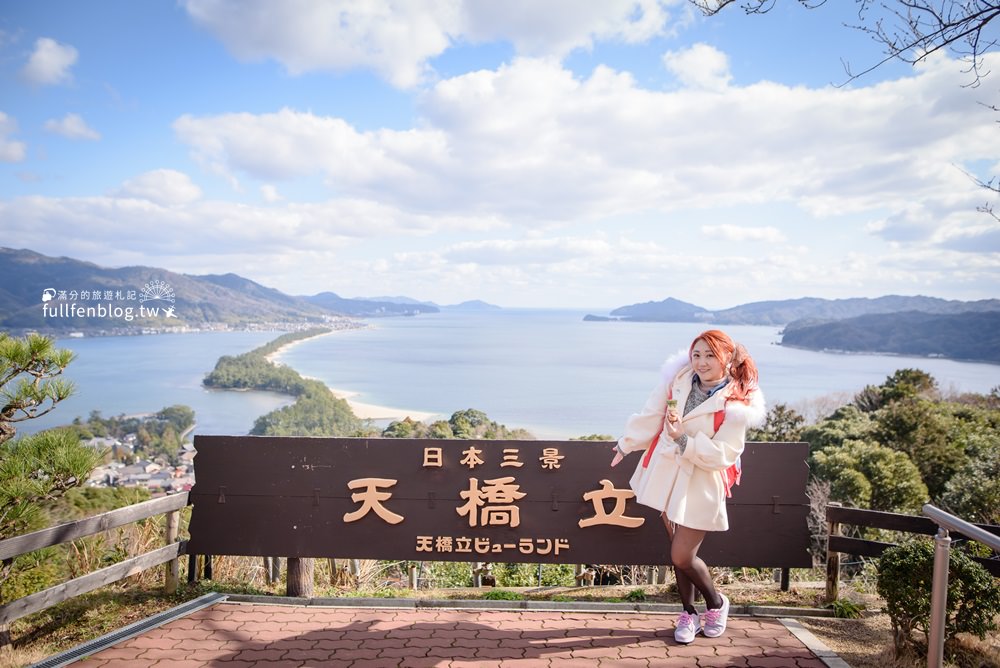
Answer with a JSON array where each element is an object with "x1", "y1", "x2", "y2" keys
[{"x1": 689, "y1": 329, "x2": 759, "y2": 404}]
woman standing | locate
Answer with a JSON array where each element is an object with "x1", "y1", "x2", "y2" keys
[{"x1": 611, "y1": 329, "x2": 765, "y2": 644}]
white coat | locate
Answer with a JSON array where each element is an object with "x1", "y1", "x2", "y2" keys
[{"x1": 617, "y1": 353, "x2": 766, "y2": 532}]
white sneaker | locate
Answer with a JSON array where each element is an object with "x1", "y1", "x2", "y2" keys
[
  {"x1": 673, "y1": 611, "x2": 701, "y2": 644},
  {"x1": 702, "y1": 594, "x2": 730, "y2": 638}
]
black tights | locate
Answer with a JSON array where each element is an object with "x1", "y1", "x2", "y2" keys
[{"x1": 663, "y1": 513, "x2": 723, "y2": 614}]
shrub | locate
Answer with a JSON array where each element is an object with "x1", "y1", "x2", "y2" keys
[
  {"x1": 829, "y1": 598, "x2": 864, "y2": 619},
  {"x1": 481, "y1": 589, "x2": 524, "y2": 601},
  {"x1": 624, "y1": 588, "x2": 646, "y2": 602},
  {"x1": 876, "y1": 540, "x2": 1000, "y2": 657}
]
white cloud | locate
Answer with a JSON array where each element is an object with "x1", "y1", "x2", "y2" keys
[
  {"x1": 43, "y1": 113, "x2": 101, "y2": 140},
  {"x1": 181, "y1": 0, "x2": 682, "y2": 87},
  {"x1": 0, "y1": 193, "x2": 500, "y2": 262},
  {"x1": 442, "y1": 237, "x2": 612, "y2": 265},
  {"x1": 115, "y1": 169, "x2": 203, "y2": 206},
  {"x1": 663, "y1": 43, "x2": 731, "y2": 91},
  {"x1": 21, "y1": 37, "x2": 78, "y2": 86},
  {"x1": 701, "y1": 224, "x2": 786, "y2": 243},
  {"x1": 260, "y1": 184, "x2": 283, "y2": 202},
  {"x1": 0, "y1": 112, "x2": 27, "y2": 162},
  {"x1": 183, "y1": 0, "x2": 458, "y2": 88},
  {"x1": 460, "y1": 0, "x2": 677, "y2": 57},
  {"x1": 173, "y1": 54, "x2": 1000, "y2": 247}
]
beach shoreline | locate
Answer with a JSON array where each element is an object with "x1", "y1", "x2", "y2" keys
[{"x1": 267, "y1": 325, "x2": 439, "y2": 423}]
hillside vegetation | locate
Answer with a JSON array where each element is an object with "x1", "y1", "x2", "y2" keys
[
  {"x1": 751, "y1": 368, "x2": 1000, "y2": 524},
  {"x1": 780, "y1": 310, "x2": 1000, "y2": 363}
]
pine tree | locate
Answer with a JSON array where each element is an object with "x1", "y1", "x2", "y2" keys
[
  {"x1": 0, "y1": 333, "x2": 75, "y2": 445},
  {"x1": 0, "y1": 333, "x2": 104, "y2": 624}
]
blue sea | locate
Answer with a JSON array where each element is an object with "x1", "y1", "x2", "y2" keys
[
  {"x1": 14, "y1": 310, "x2": 999, "y2": 440},
  {"x1": 17, "y1": 330, "x2": 294, "y2": 437},
  {"x1": 273, "y1": 309, "x2": 998, "y2": 438}
]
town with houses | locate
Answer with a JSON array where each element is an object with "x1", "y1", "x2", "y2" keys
[{"x1": 82, "y1": 434, "x2": 197, "y2": 495}]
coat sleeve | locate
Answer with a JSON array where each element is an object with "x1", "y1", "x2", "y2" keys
[
  {"x1": 680, "y1": 416, "x2": 746, "y2": 472},
  {"x1": 616, "y1": 382, "x2": 668, "y2": 455},
  {"x1": 679, "y1": 389, "x2": 765, "y2": 472}
]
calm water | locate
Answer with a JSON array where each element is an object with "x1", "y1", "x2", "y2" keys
[
  {"x1": 17, "y1": 331, "x2": 294, "y2": 437},
  {"x1": 273, "y1": 309, "x2": 999, "y2": 439},
  {"x1": 11, "y1": 311, "x2": 998, "y2": 440}
]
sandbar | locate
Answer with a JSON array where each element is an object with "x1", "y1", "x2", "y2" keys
[{"x1": 268, "y1": 327, "x2": 438, "y2": 423}]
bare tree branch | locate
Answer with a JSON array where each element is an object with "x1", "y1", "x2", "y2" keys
[{"x1": 691, "y1": 1, "x2": 1000, "y2": 86}]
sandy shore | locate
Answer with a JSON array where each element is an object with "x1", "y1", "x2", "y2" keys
[
  {"x1": 267, "y1": 327, "x2": 439, "y2": 423},
  {"x1": 325, "y1": 386, "x2": 438, "y2": 422}
]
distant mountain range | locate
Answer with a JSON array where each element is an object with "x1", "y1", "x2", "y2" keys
[
  {"x1": 587, "y1": 295, "x2": 1000, "y2": 325},
  {"x1": 354, "y1": 296, "x2": 501, "y2": 311},
  {"x1": 0, "y1": 248, "x2": 497, "y2": 331},
  {"x1": 587, "y1": 295, "x2": 1000, "y2": 364}
]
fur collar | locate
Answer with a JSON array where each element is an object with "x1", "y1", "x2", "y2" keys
[{"x1": 660, "y1": 348, "x2": 690, "y2": 386}]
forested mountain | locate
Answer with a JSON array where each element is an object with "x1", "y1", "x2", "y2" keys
[
  {"x1": 592, "y1": 294, "x2": 1000, "y2": 326},
  {"x1": 608, "y1": 297, "x2": 711, "y2": 321},
  {"x1": 780, "y1": 311, "x2": 1000, "y2": 363},
  {"x1": 0, "y1": 248, "x2": 436, "y2": 330}
]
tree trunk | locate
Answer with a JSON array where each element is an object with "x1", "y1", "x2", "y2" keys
[{"x1": 287, "y1": 557, "x2": 314, "y2": 598}]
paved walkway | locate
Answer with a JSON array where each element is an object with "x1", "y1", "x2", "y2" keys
[{"x1": 66, "y1": 600, "x2": 841, "y2": 667}]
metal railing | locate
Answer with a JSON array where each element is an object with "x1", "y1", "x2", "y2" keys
[{"x1": 921, "y1": 504, "x2": 1000, "y2": 668}]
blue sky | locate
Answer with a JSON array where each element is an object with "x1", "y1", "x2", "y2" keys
[{"x1": 1, "y1": 0, "x2": 997, "y2": 309}]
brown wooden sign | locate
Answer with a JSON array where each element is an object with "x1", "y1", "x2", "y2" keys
[{"x1": 188, "y1": 437, "x2": 811, "y2": 567}]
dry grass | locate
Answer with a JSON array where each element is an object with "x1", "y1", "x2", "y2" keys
[{"x1": 800, "y1": 615, "x2": 1000, "y2": 668}]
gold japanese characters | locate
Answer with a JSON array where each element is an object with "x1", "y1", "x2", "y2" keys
[{"x1": 339, "y1": 444, "x2": 646, "y2": 559}]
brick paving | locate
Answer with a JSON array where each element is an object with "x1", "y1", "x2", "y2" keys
[{"x1": 74, "y1": 602, "x2": 834, "y2": 667}]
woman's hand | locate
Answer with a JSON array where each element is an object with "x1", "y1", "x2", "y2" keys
[
  {"x1": 610, "y1": 444, "x2": 624, "y2": 467},
  {"x1": 665, "y1": 408, "x2": 684, "y2": 441}
]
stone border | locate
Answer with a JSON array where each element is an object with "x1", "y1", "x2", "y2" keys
[
  {"x1": 30, "y1": 592, "x2": 228, "y2": 668},
  {"x1": 225, "y1": 593, "x2": 835, "y2": 618},
  {"x1": 779, "y1": 618, "x2": 853, "y2": 668}
]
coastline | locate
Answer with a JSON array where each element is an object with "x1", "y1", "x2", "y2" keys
[{"x1": 267, "y1": 325, "x2": 439, "y2": 423}]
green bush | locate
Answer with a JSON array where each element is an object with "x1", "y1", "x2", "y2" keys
[
  {"x1": 624, "y1": 588, "x2": 646, "y2": 602},
  {"x1": 481, "y1": 589, "x2": 524, "y2": 601},
  {"x1": 876, "y1": 540, "x2": 1000, "y2": 657},
  {"x1": 492, "y1": 563, "x2": 575, "y2": 587},
  {"x1": 829, "y1": 598, "x2": 864, "y2": 619}
]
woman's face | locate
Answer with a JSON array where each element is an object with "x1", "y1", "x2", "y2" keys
[{"x1": 690, "y1": 339, "x2": 727, "y2": 383}]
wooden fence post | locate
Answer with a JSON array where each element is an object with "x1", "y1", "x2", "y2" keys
[
  {"x1": 825, "y1": 503, "x2": 842, "y2": 603},
  {"x1": 164, "y1": 509, "x2": 180, "y2": 594},
  {"x1": 287, "y1": 558, "x2": 314, "y2": 598}
]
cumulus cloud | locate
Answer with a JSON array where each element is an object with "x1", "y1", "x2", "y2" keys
[
  {"x1": 43, "y1": 113, "x2": 101, "y2": 140},
  {"x1": 115, "y1": 169, "x2": 203, "y2": 206},
  {"x1": 183, "y1": 0, "x2": 457, "y2": 88},
  {"x1": 172, "y1": 53, "x2": 1000, "y2": 244},
  {"x1": 21, "y1": 37, "x2": 78, "y2": 86},
  {"x1": 460, "y1": 0, "x2": 676, "y2": 57},
  {"x1": 663, "y1": 43, "x2": 731, "y2": 91},
  {"x1": 181, "y1": 0, "x2": 681, "y2": 87},
  {"x1": 0, "y1": 112, "x2": 27, "y2": 162},
  {"x1": 701, "y1": 224, "x2": 786, "y2": 243}
]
